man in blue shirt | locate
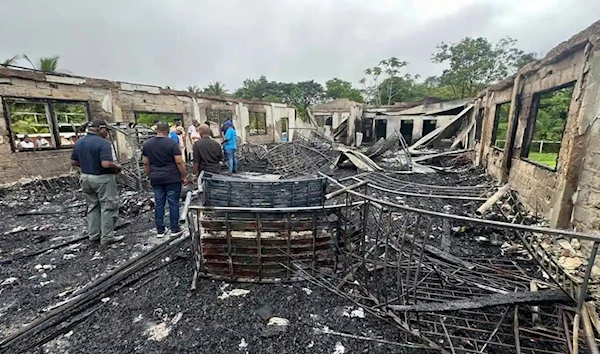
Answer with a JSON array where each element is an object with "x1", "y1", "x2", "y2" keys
[
  {"x1": 168, "y1": 127, "x2": 179, "y2": 144},
  {"x1": 222, "y1": 120, "x2": 237, "y2": 173},
  {"x1": 71, "y1": 119, "x2": 123, "y2": 246},
  {"x1": 142, "y1": 122, "x2": 187, "y2": 237}
]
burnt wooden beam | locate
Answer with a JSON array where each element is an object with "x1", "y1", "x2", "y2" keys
[{"x1": 388, "y1": 290, "x2": 573, "y2": 313}]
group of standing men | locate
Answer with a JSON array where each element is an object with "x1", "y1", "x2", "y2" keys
[{"x1": 70, "y1": 118, "x2": 238, "y2": 245}]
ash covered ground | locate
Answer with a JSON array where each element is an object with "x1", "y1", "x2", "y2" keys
[{"x1": 0, "y1": 167, "x2": 540, "y2": 354}]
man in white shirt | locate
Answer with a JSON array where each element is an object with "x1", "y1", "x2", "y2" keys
[
  {"x1": 18, "y1": 135, "x2": 34, "y2": 150},
  {"x1": 37, "y1": 137, "x2": 50, "y2": 148}
]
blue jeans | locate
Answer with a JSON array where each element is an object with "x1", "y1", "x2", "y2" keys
[
  {"x1": 224, "y1": 149, "x2": 238, "y2": 173},
  {"x1": 153, "y1": 182, "x2": 182, "y2": 232}
]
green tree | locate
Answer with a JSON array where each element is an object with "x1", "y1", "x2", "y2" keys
[
  {"x1": 421, "y1": 76, "x2": 458, "y2": 99},
  {"x1": 7, "y1": 102, "x2": 51, "y2": 134},
  {"x1": 431, "y1": 37, "x2": 536, "y2": 99},
  {"x1": 296, "y1": 80, "x2": 325, "y2": 109},
  {"x1": 23, "y1": 55, "x2": 60, "y2": 72},
  {"x1": 2, "y1": 55, "x2": 20, "y2": 67},
  {"x1": 516, "y1": 52, "x2": 539, "y2": 71},
  {"x1": 233, "y1": 77, "x2": 324, "y2": 122},
  {"x1": 136, "y1": 113, "x2": 182, "y2": 127},
  {"x1": 376, "y1": 75, "x2": 428, "y2": 104},
  {"x1": 204, "y1": 81, "x2": 228, "y2": 96},
  {"x1": 187, "y1": 86, "x2": 202, "y2": 95},
  {"x1": 361, "y1": 57, "x2": 413, "y2": 105},
  {"x1": 534, "y1": 86, "x2": 573, "y2": 141},
  {"x1": 234, "y1": 76, "x2": 283, "y2": 101},
  {"x1": 325, "y1": 78, "x2": 364, "y2": 102}
]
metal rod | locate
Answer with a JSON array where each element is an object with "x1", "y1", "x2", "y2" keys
[
  {"x1": 365, "y1": 182, "x2": 489, "y2": 201},
  {"x1": 189, "y1": 201, "x2": 365, "y2": 213},
  {"x1": 440, "y1": 318, "x2": 457, "y2": 354},
  {"x1": 479, "y1": 306, "x2": 511, "y2": 353},
  {"x1": 325, "y1": 180, "x2": 370, "y2": 199},
  {"x1": 318, "y1": 172, "x2": 600, "y2": 242},
  {"x1": 514, "y1": 305, "x2": 522, "y2": 354},
  {"x1": 179, "y1": 191, "x2": 192, "y2": 224}
]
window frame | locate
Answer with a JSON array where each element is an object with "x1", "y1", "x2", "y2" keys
[
  {"x1": 475, "y1": 107, "x2": 484, "y2": 142},
  {"x1": 248, "y1": 111, "x2": 267, "y2": 135},
  {"x1": 519, "y1": 82, "x2": 575, "y2": 172},
  {"x1": 205, "y1": 109, "x2": 233, "y2": 126},
  {"x1": 490, "y1": 101, "x2": 511, "y2": 151},
  {"x1": 134, "y1": 111, "x2": 184, "y2": 127},
  {"x1": 3, "y1": 96, "x2": 91, "y2": 152}
]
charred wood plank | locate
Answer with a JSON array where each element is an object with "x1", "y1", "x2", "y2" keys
[{"x1": 388, "y1": 290, "x2": 572, "y2": 313}]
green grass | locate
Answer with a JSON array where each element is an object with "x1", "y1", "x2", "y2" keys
[{"x1": 527, "y1": 152, "x2": 558, "y2": 169}]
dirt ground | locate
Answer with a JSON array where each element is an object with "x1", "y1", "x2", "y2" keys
[{"x1": 0, "y1": 166, "x2": 569, "y2": 353}]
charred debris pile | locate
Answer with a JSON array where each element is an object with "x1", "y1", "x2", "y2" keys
[{"x1": 0, "y1": 129, "x2": 599, "y2": 354}]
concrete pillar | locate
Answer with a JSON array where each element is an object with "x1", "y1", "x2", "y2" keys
[
  {"x1": 550, "y1": 44, "x2": 595, "y2": 228},
  {"x1": 499, "y1": 75, "x2": 523, "y2": 184},
  {"x1": 413, "y1": 117, "x2": 423, "y2": 142},
  {"x1": 192, "y1": 97, "x2": 200, "y2": 123}
]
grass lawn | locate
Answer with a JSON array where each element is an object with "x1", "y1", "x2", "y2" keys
[{"x1": 527, "y1": 152, "x2": 558, "y2": 169}]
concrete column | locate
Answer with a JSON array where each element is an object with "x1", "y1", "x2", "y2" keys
[
  {"x1": 192, "y1": 97, "x2": 200, "y2": 123},
  {"x1": 499, "y1": 74, "x2": 523, "y2": 184},
  {"x1": 413, "y1": 117, "x2": 423, "y2": 142},
  {"x1": 550, "y1": 44, "x2": 595, "y2": 228}
]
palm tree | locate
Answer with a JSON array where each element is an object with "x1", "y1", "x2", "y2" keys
[
  {"x1": 2, "y1": 55, "x2": 20, "y2": 67},
  {"x1": 23, "y1": 55, "x2": 59, "y2": 72},
  {"x1": 187, "y1": 86, "x2": 202, "y2": 95},
  {"x1": 204, "y1": 81, "x2": 228, "y2": 96}
]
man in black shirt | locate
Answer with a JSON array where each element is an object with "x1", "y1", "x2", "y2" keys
[
  {"x1": 193, "y1": 124, "x2": 224, "y2": 180},
  {"x1": 142, "y1": 122, "x2": 187, "y2": 237},
  {"x1": 71, "y1": 119, "x2": 123, "y2": 246}
]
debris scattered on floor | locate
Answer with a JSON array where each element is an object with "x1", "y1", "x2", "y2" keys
[
  {"x1": 218, "y1": 288, "x2": 250, "y2": 300},
  {"x1": 342, "y1": 307, "x2": 365, "y2": 319},
  {"x1": 1, "y1": 277, "x2": 18, "y2": 286},
  {"x1": 267, "y1": 317, "x2": 289, "y2": 326},
  {"x1": 1, "y1": 129, "x2": 599, "y2": 354},
  {"x1": 302, "y1": 287, "x2": 313, "y2": 295},
  {"x1": 144, "y1": 322, "x2": 171, "y2": 342},
  {"x1": 332, "y1": 341, "x2": 345, "y2": 354},
  {"x1": 238, "y1": 338, "x2": 248, "y2": 350}
]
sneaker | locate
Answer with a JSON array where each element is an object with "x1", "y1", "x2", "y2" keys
[
  {"x1": 156, "y1": 229, "x2": 166, "y2": 238},
  {"x1": 169, "y1": 228, "x2": 184, "y2": 237},
  {"x1": 100, "y1": 236, "x2": 125, "y2": 246}
]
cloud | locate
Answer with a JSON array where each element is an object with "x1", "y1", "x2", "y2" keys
[{"x1": 0, "y1": 0, "x2": 598, "y2": 90}]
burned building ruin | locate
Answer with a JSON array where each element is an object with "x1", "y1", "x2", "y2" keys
[{"x1": 2, "y1": 18, "x2": 600, "y2": 354}]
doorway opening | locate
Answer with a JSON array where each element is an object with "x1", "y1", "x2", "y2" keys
[
  {"x1": 374, "y1": 119, "x2": 387, "y2": 140},
  {"x1": 363, "y1": 118, "x2": 374, "y2": 143},
  {"x1": 423, "y1": 119, "x2": 436, "y2": 136},
  {"x1": 400, "y1": 120, "x2": 414, "y2": 145}
]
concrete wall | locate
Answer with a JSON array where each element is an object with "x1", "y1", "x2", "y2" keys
[
  {"x1": 0, "y1": 68, "x2": 296, "y2": 184},
  {"x1": 367, "y1": 115, "x2": 454, "y2": 144},
  {"x1": 476, "y1": 88, "x2": 514, "y2": 181},
  {"x1": 474, "y1": 23, "x2": 600, "y2": 230},
  {"x1": 310, "y1": 101, "x2": 363, "y2": 145},
  {"x1": 571, "y1": 46, "x2": 600, "y2": 231}
]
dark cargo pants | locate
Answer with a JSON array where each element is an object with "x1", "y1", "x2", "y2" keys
[{"x1": 80, "y1": 174, "x2": 119, "y2": 242}]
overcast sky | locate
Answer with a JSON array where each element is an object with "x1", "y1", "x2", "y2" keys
[{"x1": 1, "y1": 0, "x2": 599, "y2": 91}]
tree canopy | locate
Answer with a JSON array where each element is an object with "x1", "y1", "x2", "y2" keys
[
  {"x1": 232, "y1": 76, "x2": 325, "y2": 121},
  {"x1": 23, "y1": 55, "x2": 60, "y2": 72},
  {"x1": 213, "y1": 36, "x2": 538, "y2": 118},
  {"x1": 325, "y1": 78, "x2": 364, "y2": 103},
  {"x1": 431, "y1": 37, "x2": 537, "y2": 99},
  {"x1": 204, "y1": 81, "x2": 228, "y2": 96}
]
